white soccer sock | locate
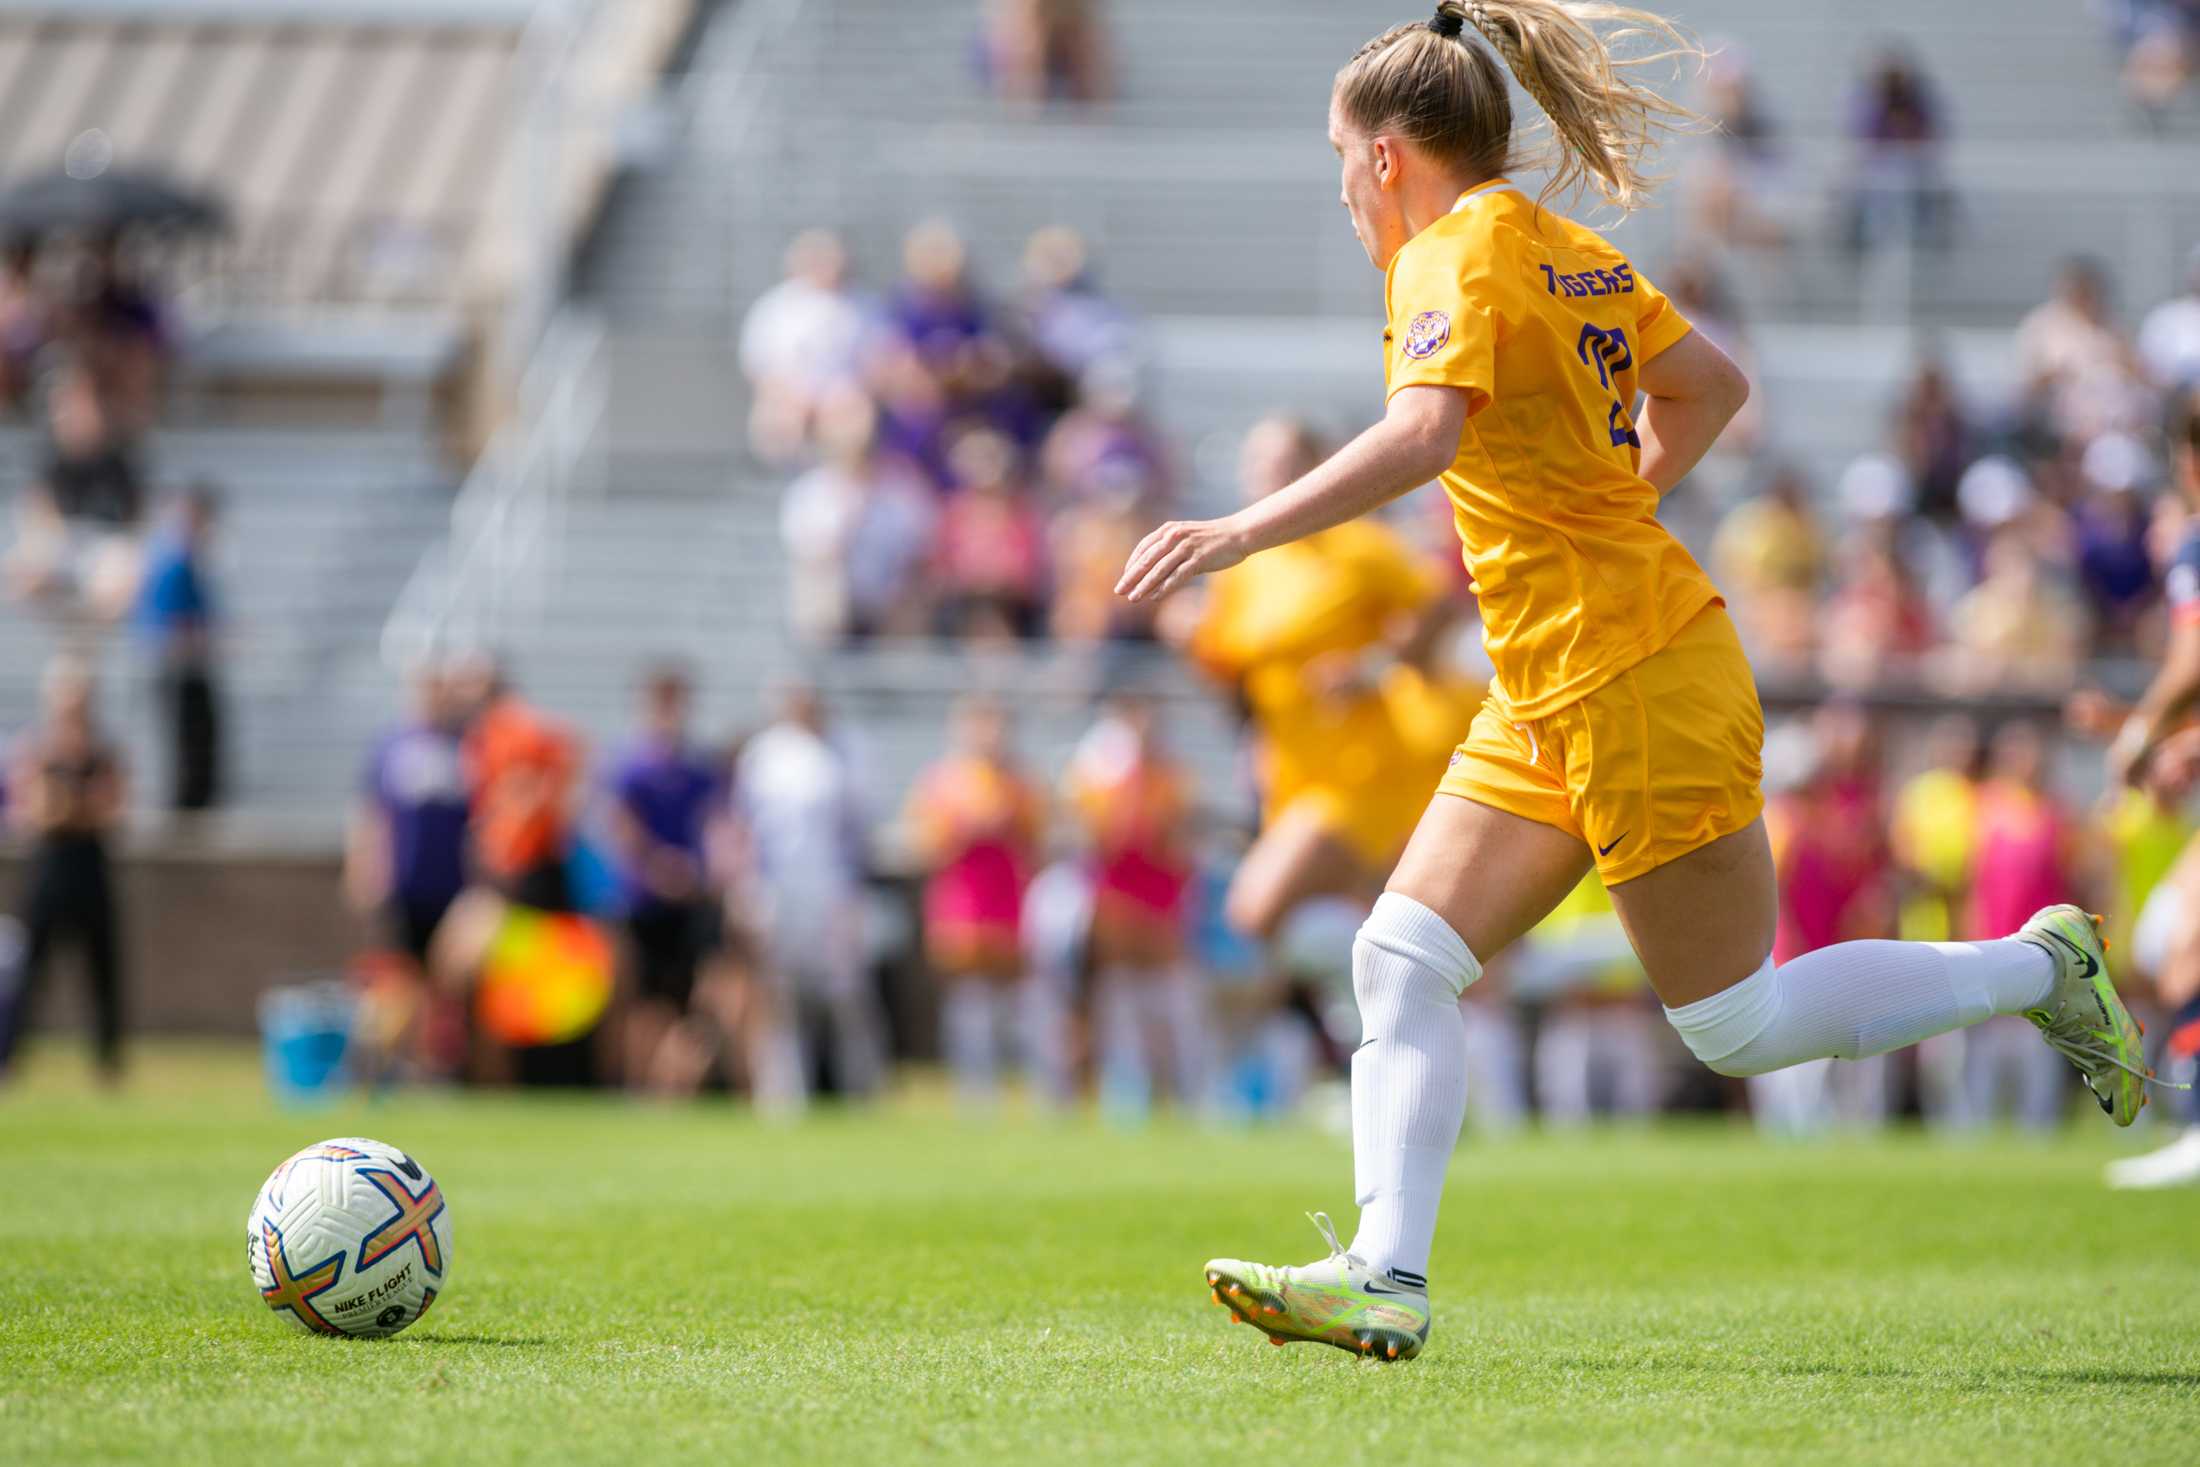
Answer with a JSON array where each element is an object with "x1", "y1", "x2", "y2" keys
[
  {"x1": 1347, "y1": 893, "x2": 1483, "y2": 1283},
  {"x1": 941, "y1": 982, "x2": 1000, "y2": 1102},
  {"x1": 1665, "y1": 939, "x2": 2054, "y2": 1078}
]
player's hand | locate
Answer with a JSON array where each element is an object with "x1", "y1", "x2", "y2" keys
[{"x1": 1116, "y1": 517, "x2": 1250, "y2": 604}]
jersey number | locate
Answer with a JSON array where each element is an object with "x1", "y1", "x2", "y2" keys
[{"x1": 1575, "y1": 325, "x2": 1640, "y2": 449}]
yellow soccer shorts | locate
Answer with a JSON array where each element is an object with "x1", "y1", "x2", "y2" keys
[
  {"x1": 1264, "y1": 673, "x2": 1485, "y2": 874},
  {"x1": 1269, "y1": 761, "x2": 1435, "y2": 874},
  {"x1": 1435, "y1": 604, "x2": 1765, "y2": 886}
]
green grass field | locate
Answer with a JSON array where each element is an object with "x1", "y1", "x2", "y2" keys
[{"x1": 3, "y1": 1043, "x2": 2197, "y2": 1466}]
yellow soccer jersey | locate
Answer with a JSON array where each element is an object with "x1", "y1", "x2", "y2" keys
[
  {"x1": 1384, "y1": 179, "x2": 1721, "y2": 721},
  {"x1": 1190, "y1": 518, "x2": 1441, "y2": 721},
  {"x1": 1191, "y1": 519, "x2": 1451, "y2": 863}
]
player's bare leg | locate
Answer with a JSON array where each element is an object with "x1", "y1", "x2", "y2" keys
[
  {"x1": 1221, "y1": 803, "x2": 1381, "y2": 942},
  {"x1": 1603, "y1": 818, "x2": 1779, "y2": 1006},
  {"x1": 1385, "y1": 796, "x2": 1595, "y2": 972}
]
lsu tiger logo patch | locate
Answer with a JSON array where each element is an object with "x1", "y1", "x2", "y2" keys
[{"x1": 1402, "y1": 310, "x2": 1451, "y2": 360}]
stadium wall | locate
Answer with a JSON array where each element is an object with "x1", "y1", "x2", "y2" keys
[{"x1": 0, "y1": 849, "x2": 367, "y2": 1039}]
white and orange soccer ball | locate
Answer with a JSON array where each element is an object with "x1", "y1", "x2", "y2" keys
[{"x1": 246, "y1": 1137, "x2": 451, "y2": 1338}]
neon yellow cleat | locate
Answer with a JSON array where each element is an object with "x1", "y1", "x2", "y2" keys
[
  {"x1": 1204, "y1": 1213, "x2": 1430, "y2": 1362},
  {"x1": 2015, "y1": 904, "x2": 2171, "y2": 1127}
]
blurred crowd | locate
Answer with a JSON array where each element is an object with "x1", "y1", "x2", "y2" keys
[
  {"x1": 0, "y1": 231, "x2": 222, "y2": 820},
  {"x1": 1697, "y1": 251, "x2": 2200, "y2": 695},
  {"x1": 14, "y1": 606, "x2": 2196, "y2": 1138},
  {"x1": 1663, "y1": 38, "x2": 2200, "y2": 693},
  {"x1": 2, "y1": 232, "x2": 176, "y2": 609},
  {"x1": 749, "y1": 220, "x2": 1167, "y2": 648},
  {"x1": 754, "y1": 31, "x2": 2200, "y2": 704},
  {"x1": 299, "y1": 647, "x2": 2200, "y2": 1138},
  {"x1": 1683, "y1": 33, "x2": 2193, "y2": 261},
  {"x1": 329, "y1": 647, "x2": 1242, "y2": 1114},
  {"x1": 744, "y1": 212, "x2": 2200, "y2": 708}
]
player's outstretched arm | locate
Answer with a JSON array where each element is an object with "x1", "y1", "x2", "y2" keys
[
  {"x1": 1634, "y1": 329, "x2": 1750, "y2": 495},
  {"x1": 1116, "y1": 385, "x2": 1467, "y2": 604}
]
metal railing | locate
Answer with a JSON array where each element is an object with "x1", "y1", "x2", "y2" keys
[
  {"x1": 685, "y1": 0, "x2": 814, "y2": 324},
  {"x1": 379, "y1": 306, "x2": 608, "y2": 669},
  {"x1": 379, "y1": 0, "x2": 811, "y2": 669},
  {"x1": 504, "y1": 0, "x2": 601, "y2": 373}
]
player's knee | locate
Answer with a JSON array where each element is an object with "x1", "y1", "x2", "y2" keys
[
  {"x1": 1662, "y1": 956, "x2": 1783, "y2": 1077},
  {"x1": 1352, "y1": 892, "x2": 1482, "y2": 1024}
]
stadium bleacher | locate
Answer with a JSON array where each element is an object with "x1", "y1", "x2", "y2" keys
[
  {"x1": 0, "y1": 0, "x2": 694, "y2": 838},
  {"x1": 523, "y1": 0, "x2": 2197, "y2": 814},
  {"x1": 0, "y1": 423, "x2": 449, "y2": 842},
  {"x1": 2, "y1": 0, "x2": 2192, "y2": 833}
]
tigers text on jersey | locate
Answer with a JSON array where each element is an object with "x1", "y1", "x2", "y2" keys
[{"x1": 1384, "y1": 180, "x2": 1721, "y2": 720}]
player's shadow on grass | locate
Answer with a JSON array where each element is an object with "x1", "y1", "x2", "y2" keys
[{"x1": 400, "y1": 1332, "x2": 554, "y2": 1349}]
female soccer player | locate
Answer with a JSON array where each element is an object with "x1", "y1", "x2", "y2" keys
[{"x1": 1117, "y1": 0, "x2": 2169, "y2": 1362}]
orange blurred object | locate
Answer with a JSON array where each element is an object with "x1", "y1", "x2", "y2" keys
[{"x1": 474, "y1": 906, "x2": 615, "y2": 1047}]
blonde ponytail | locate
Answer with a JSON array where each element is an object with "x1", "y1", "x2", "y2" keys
[{"x1": 1336, "y1": 1, "x2": 1702, "y2": 213}]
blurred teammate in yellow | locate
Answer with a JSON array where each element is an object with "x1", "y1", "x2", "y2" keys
[
  {"x1": 1170, "y1": 416, "x2": 1478, "y2": 942},
  {"x1": 1120, "y1": 0, "x2": 2166, "y2": 1363}
]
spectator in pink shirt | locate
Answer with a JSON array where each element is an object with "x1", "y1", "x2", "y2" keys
[
  {"x1": 935, "y1": 428, "x2": 1047, "y2": 642},
  {"x1": 1959, "y1": 721, "x2": 2090, "y2": 1128},
  {"x1": 1774, "y1": 705, "x2": 1895, "y2": 965},
  {"x1": 1755, "y1": 705, "x2": 1898, "y2": 1131}
]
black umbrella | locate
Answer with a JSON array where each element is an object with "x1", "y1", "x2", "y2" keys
[{"x1": 0, "y1": 167, "x2": 227, "y2": 237}]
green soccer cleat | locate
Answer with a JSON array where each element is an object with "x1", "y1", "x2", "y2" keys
[
  {"x1": 1203, "y1": 1213, "x2": 1430, "y2": 1362},
  {"x1": 2014, "y1": 904, "x2": 2164, "y2": 1126}
]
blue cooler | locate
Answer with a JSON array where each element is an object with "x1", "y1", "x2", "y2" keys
[{"x1": 258, "y1": 981, "x2": 357, "y2": 1103}]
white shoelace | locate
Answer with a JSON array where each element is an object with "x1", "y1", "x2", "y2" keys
[
  {"x1": 1306, "y1": 1210, "x2": 1350, "y2": 1261},
  {"x1": 2039, "y1": 1026, "x2": 2191, "y2": 1094}
]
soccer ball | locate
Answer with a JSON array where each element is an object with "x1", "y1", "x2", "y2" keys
[{"x1": 246, "y1": 1136, "x2": 451, "y2": 1338}]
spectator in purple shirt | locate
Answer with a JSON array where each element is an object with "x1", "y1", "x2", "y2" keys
[
  {"x1": 605, "y1": 664, "x2": 723, "y2": 1087},
  {"x1": 888, "y1": 219, "x2": 1014, "y2": 421},
  {"x1": 889, "y1": 220, "x2": 990, "y2": 367},
  {"x1": 347, "y1": 666, "x2": 472, "y2": 966},
  {"x1": 1019, "y1": 226, "x2": 1137, "y2": 384},
  {"x1": 2074, "y1": 433, "x2": 2160, "y2": 652}
]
